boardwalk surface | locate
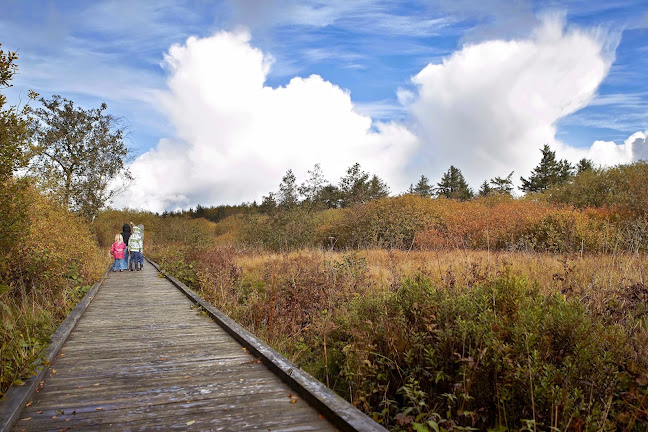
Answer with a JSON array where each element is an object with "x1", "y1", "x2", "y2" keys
[{"x1": 13, "y1": 263, "x2": 337, "y2": 431}]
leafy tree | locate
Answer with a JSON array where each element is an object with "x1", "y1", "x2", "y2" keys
[
  {"x1": 339, "y1": 163, "x2": 389, "y2": 207},
  {"x1": 299, "y1": 163, "x2": 326, "y2": 203},
  {"x1": 0, "y1": 44, "x2": 32, "y2": 181},
  {"x1": 410, "y1": 175, "x2": 433, "y2": 197},
  {"x1": 520, "y1": 144, "x2": 573, "y2": 193},
  {"x1": 28, "y1": 95, "x2": 131, "y2": 220},
  {"x1": 576, "y1": 158, "x2": 594, "y2": 174},
  {"x1": 260, "y1": 192, "x2": 278, "y2": 213},
  {"x1": 0, "y1": 45, "x2": 33, "y2": 253},
  {"x1": 278, "y1": 169, "x2": 299, "y2": 208},
  {"x1": 490, "y1": 171, "x2": 514, "y2": 195},
  {"x1": 314, "y1": 184, "x2": 343, "y2": 209},
  {"x1": 436, "y1": 165, "x2": 473, "y2": 200}
]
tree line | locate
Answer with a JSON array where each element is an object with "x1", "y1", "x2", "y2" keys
[
  {"x1": 179, "y1": 146, "x2": 596, "y2": 222},
  {"x1": 1, "y1": 42, "x2": 599, "y2": 222}
]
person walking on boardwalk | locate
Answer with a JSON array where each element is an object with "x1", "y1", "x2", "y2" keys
[
  {"x1": 128, "y1": 226, "x2": 144, "y2": 271},
  {"x1": 110, "y1": 234, "x2": 127, "y2": 272},
  {"x1": 121, "y1": 223, "x2": 132, "y2": 268}
]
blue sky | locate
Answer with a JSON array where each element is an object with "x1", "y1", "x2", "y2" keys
[{"x1": 2, "y1": 0, "x2": 647, "y2": 210}]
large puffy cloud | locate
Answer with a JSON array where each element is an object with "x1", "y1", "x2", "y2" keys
[
  {"x1": 116, "y1": 17, "x2": 645, "y2": 212},
  {"x1": 115, "y1": 31, "x2": 418, "y2": 212},
  {"x1": 404, "y1": 14, "x2": 629, "y2": 187}
]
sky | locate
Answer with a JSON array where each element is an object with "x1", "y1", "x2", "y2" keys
[{"x1": 2, "y1": 0, "x2": 647, "y2": 212}]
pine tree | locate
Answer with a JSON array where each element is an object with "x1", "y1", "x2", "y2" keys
[
  {"x1": 412, "y1": 175, "x2": 433, "y2": 197},
  {"x1": 278, "y1": 169, "x2": 299, "y2": 208},
  {"x1": 338, "y1": 163, "x2": 390, "y2": 206},
  {"x1": 436, "y1": 165, "x2": 473, "y2": 200},
  {"x1": 368, "y1": 174, "x2": 390, "y2": 199},
  {"x1": 576, "y1": 158, "x2": 594, "y2": 174},
  {"x1": 520, "y1": 144, "x2": 573, "y2": 193},
  {"x1": 314, "y1": 184, "x2": 343, "y2": 209},
  {"x1": 490, "y1": 171, "x2": 514, "y2": 195},
  {"x1": 478, "y1": 180, "x2": 492, "y2": 197}
]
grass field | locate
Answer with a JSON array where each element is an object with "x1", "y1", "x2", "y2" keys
[{"x1": 151, "y1": 245, "x2": 648, "y2": 431}]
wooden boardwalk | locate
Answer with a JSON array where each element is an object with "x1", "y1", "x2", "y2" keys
[{"x1": 13, "y1": 263, "x2": 338, "y2": 431}]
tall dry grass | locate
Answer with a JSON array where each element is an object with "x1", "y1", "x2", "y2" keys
[{"x1": 151, "y1": 244, "x2": 648, "y2": 431}]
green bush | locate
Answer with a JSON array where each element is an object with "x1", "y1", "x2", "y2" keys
[{"x1": 331, "y1": 271, "x2": 646, "y2": 430}]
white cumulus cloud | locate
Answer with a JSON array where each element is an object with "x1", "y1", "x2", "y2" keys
[
  {"x1": 114, "y1": 16, "x2": 646, "y2": 212},
  {"x1": 114, "y1": 30, "x2": 419, "y2": 212},
  {"x1": 405, "y1": 13, "x2": 624, "y2": 187}
]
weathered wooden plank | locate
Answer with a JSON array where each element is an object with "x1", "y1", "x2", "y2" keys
[
  {"x1": 10, "y1": 261, "x2": 344, "y2": 431},
  {"x1": 150, "y1": 260, "x2": 387, "y2": 432},
  {"x1": 0, "y1": 266, "x2": 111, "y2": 432}
]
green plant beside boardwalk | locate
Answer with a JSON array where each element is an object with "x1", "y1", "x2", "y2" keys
[{"x1": 0, "y1": 185, "x2": 107, "y2": 397}]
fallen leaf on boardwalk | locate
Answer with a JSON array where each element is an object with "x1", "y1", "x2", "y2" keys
[
  {"x1": 37, "y1": 411, "x2": 43, "y2": 414},
  {"x1": 160, "y1": 357, "x2": 167, "y2": 361},
  {"x1": 92, "y1": 383, "x2": 100, "y2": 386},
  {"x1": 59, "y1": 353, "x2": 65, "y2": 357},
  {"x1": 25, "y1": 401, "x2": 32, "y2": 407},
  {"x1": 20, "y1": 417, "x2": 31, "y2": 421},
  {"x1": 242, "y1": 348, "x2": 246, "y2": 351},
  {"x1": 76, "y1": 386, "x2": 81, "y2": 389},
  {"x1": 52, "y1": 369, "x2": 56, "y2": 374},
  {"x1": 290, "y1": 399, "x2": 297, "y2": 403},
  {"x1": 72, "y1": 411, "x2": 76, "y2": 415},
  {"x1": 186, "y1": 420, "x2": 196, "y2": 425},
  {"x1": 65, "y1": 419, "x2": 70, "y2": 422},
  {"x1": 184, "y1": 375, "x2": 190, "y2": 378},
  {"x1": 318, "y1": 414, "x2": 323, "y2": 419},
  {"x1": 51, "y1": 416, "x2": 57, "y2": 419},
  {"x1": 56, "y1": 410, "x2": 64, "y2": 415},
  {"x1": 95, "y1": 407, "x2": 103, "y2": 411}
]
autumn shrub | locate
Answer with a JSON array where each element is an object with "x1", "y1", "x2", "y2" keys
[
  {"x1": 227, "y1": 195, "x2": 631, "y2": 253},
  {"x1": 547, "y1": 161, "x2": 648, "y2": 219},
  {"x1": 331, "y1": 194, "x2": 438, "y2": 248},
  {"x1": 239, "y1": 207, "x2": 321, "y2": 250},
  {"x1": 157, "y1": 246, "x2": 648, "y2": 431},
  {"x1": 337, "y1": 271, "x2": 646, "y2": 430},
  {"x1": 0, "y1": 184, "x2": 107, "y2": 396}
]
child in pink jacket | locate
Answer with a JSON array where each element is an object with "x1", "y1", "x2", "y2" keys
[{"x1": 110, "y1": 234, "x2": 127, "y2": 272}]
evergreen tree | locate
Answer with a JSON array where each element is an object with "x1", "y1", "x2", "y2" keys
[
  {"x1": 436, "y1": 165, "x2": 473, "y2": 200},
  {"x1": 314, "y1": 184, "x2": 343, "y2": 209},
  {"x1": 277, "y1": 169, "x2": 299, "y2": 208},
  {"x1": 368, "y1": 174, "x2": 390, "y2": 200},
  {"x1": 490, "y1": 171, "x2": 514, "y2": 195},
  {"x1": 576, "y1": 158, "x2": 594, "y2": 174},
  {"x1": 412, "y1": 175, "x2": 433, "y2": 197},
  {"x1": 520, "y1": 144, "x2": 573, "y2": 193},
  {"x1": 478, "y1": 180, "x2": 493, "y2": 197},
  {"x1": 338, "y1": 163, "x2": 390, "y2": 206},
  {"x1": 260, "y1": 192, "x2": 277, "y2": 213}
]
